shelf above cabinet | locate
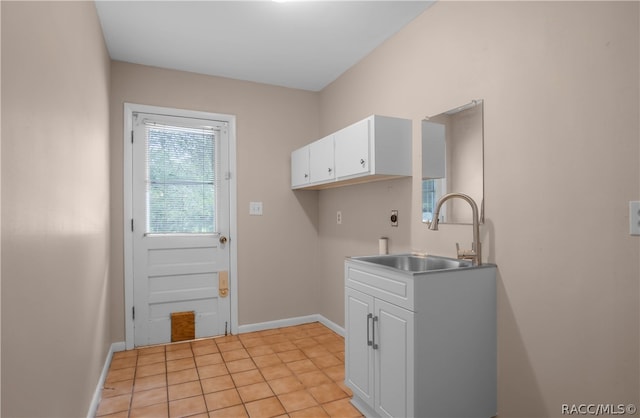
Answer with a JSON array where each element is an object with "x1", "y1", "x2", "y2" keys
[{"x1": 291, "y1": 115, "x2": 412, "y2": 190}]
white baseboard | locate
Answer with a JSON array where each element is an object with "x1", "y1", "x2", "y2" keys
[
  {"x1": 87, "y1": 341, "x2": 126, "y2": 418},
  {"x1": 316, "y1": 314, "x2": 345, "y2": 337},
  {"x1": 238, "y1": 314, "x2": 344, "y2": 337},
  {"x1": 111, "y1": 341, "x2": 126, "y2": 352}
]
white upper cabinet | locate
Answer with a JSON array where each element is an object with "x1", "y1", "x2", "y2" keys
[
  {"x1": 309, "y1": 134, "x2": 335, "y2": 183},
  {"x1": 291, "y1": 115, "x2": 411, "y2": 190},
  {"x1": 291, "y1": 145, "x2": 310, "y2": 188},
  {"x1": 334, "y1": 118, "x2": 370, "y2": 179}
]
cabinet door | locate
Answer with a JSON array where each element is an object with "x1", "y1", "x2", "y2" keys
[
  {"x1": 291, "y1": 146, "x2": 310, "y2": 188},
  {"x1": 334, "y1": 118, "x2": 370, "y2": 179},
  {"x1": 345, "y1": 287, "x2": 375, "y2": 409},
  {"x1": 309, "y1": 135, "x2": 335, "y2": 183},
  {"x1": 374, "y1": 298, "x2": 415, "y2": 418}
]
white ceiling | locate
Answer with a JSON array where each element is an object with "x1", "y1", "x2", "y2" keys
[{"x1": 94, "y1": 1, "x2": 433, "y2": 91}]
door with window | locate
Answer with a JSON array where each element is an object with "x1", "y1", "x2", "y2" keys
[{"x1": 131, "y1": 112, "x2": 231, "y2": 347}]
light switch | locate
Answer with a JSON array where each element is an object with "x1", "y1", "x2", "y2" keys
[
  {"x1": 630, "y1": 201, "x2": 640, "y2": 236},
  {"x1": 250, "y1": 201, "x2": 263, "y2": 216}
]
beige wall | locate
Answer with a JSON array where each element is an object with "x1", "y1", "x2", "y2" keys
[
  {"x1": 109, "y1": 62, "x2": 322, "y2": 340},
  {"x1": 448, "y1": 105, "x2": 484, "y2": 222},
  {"x1": 317, "y1": 177, "x2": 413, "y2": 326},
  {"x1": 1, "y1": 1, "x2": 637, "y2": 417},
  {"x1": 319, "y1": 1, "x2": 639, "y2": 416},
  {"x1": 1, "y1": 2, "x2": 111, "y2": 416}
]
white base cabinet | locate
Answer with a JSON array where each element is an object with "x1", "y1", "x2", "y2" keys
[
  {"x1": 345, "y1": 259, "x2": 497, "y2": 418},
  {"x1": 346, "y1": 287, "x2": 415, "y2": 418}
]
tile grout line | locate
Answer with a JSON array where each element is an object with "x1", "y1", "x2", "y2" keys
[
  {"x1": 191, "y1": 341, "x2": 203, "y2": 416},
  {"x1": 127, "y1": 349, "x2": 139, "y2": 418},
  {"x1": 239, "y1": 334, "x2": 287, "y2": 418},
  {"x1": 98, "y1": 323, "x2": 358, "y2": 418},
  {"x1": 164, "y1": 344, "x2": 170, "y2": 418}
]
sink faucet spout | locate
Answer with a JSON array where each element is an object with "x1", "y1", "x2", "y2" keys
[{"x1": 429, "y1": 192, "x2": 482, "y2": 266}]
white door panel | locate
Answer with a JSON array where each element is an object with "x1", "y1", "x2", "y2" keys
[
  {"x1": 374, "y1": 298, "x2": 414, "y2": 418},
  {"x1": 132, "y1": 112, "x2": 231, "y2": 347},
  {"x1": 345, "y1": 287, "x2": 375, "y2": 406}
]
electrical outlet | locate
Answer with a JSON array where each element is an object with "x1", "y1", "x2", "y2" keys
[
  {"x1": 630, "y1": 201, "x2": 640, "y2": 235},
  {"x1": 337, "y1": 211, "x2": 342, "y2": 224},
  {"x1": 390, "y1": 210, "x2": 398, "y2": 227}
]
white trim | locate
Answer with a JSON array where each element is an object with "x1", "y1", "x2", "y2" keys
[
  {"x1": 123, "y1": 103, "x2": 238, "y2": 349},
  {"x1": 124, "y1": 104, "x2": 134, "y2": 349},
  {"x1": 350, "y1": 395, "x2": 376, "y2": 418},
  {"x1": 318, "y1": 315, "x2": 345, "y2": 337},
  {"x1": 228, "y1": 116, "x2": 239, "y2": 335},
  {"x1": 238, "y1": 314, "x2": 344, "y2": 337},
  {"x1": 86, "y1": 342, "x2": 126, "y2": 418}
]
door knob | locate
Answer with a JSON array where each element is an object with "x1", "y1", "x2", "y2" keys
[{"x1": 219, "y1": 235, "x2": 228, "y2": 244}]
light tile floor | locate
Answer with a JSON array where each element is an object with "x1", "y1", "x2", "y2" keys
[{"x1": 96, "y1": 322, "x2": 363, "y2": 418}]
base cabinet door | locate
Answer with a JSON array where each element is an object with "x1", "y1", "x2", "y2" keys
[
  {"x1": 346, "y1": 287, "x2": 414, "y2": 417},
  {"x1": 374, "y1": 298, "x2": 414, "y2": 418},
  {"x1": 345, "y1": 287, "x2": 375, "y2": 408}
]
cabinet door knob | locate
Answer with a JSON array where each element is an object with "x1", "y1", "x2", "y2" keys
[
  {"x1": 360, "y1": 159, "x2": 366, "y2": 167},
  {"x1": 328, "y1": 168, "x2": 332, "y2": 173},
  {"x1": 304, "y1": 173, "x2": 308, "y2": 178}
]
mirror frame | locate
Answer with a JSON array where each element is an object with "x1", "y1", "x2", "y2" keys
[{"x1": 421, "y1": 99, "x2": 484, "y2": 225}]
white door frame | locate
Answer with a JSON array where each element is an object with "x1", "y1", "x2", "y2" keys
[{"x1": 123, "y1": 102, "x2": 238, "y2": 349}]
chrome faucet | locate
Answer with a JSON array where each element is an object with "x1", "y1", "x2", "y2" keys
[{"x1": 429, "y1": 192, "x2": 482, "y2": 266}]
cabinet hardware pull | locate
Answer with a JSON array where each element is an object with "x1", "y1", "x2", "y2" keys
[
  {"x1": 367, "y1": 313, "x2": 373, "y2": 346},
  {"x1": 328, "y1": 167, "x2": 332, "y2": 173},
  {"x1": 360, "y1": 159, "x2": 365, "y2": 166},
  {"x1": 372, "y1": 315, "x2": 379, "y2": 350}
]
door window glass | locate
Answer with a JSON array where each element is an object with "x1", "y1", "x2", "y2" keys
[{"x1": 145, "y1": 123, "x2": 216, "y2": 234}]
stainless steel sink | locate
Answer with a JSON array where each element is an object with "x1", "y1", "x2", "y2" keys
[{"x1": 350, "y1": 254, "x2": 472, "y2": 273}]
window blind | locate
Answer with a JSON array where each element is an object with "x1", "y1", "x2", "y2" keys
[{"x1": 145, "y1": 122, "x2": 216, "y2": 234}]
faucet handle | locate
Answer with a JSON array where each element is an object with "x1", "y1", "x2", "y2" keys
[{"x1": 456, "y1": 243, "x2": 477, "y2": 260}]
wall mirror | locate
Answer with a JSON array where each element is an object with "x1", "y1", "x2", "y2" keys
[{"x1": 422, "y1": 99, "x2": 484, "y2": 224}]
